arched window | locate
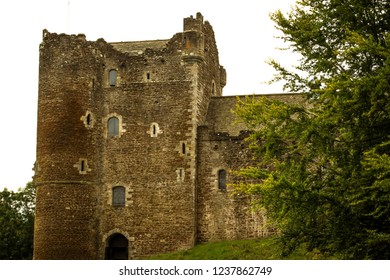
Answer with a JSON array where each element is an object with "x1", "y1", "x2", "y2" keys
[
  {"x1": 108, "y1": 117, "x2": 119, "y2": 137},
  {"x1": 218, "y1": 169, "x2": 227, "y2": 191},
  {"x1": 112, "y1": 186, "x2": 125, "y2": 207},
  {"x1": 109, "y1": 69, "x2": 117, "y2": 86}
]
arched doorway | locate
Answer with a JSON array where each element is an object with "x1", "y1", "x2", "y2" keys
[{"x1": 105, "y1": 233, "x2": 128, "y2": 260}]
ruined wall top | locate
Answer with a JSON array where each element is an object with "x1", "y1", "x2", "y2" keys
[
  {"x1": 41, "y1": 12, "x2": 211, "y2": 54},
  {"x1": 183, "y1": 12, "x2": 205, "y2": 31}
]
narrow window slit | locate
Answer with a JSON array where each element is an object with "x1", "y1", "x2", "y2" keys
[
  {"x1": 176, "y1": 168, "x2": 185, "y2": 182},
  {"x1": 86, "y1": 114, "x2": 91, "y2": 125},
  {"x1": 218, "y1": 169, "x2": 227, "y2": 191},
  {"x1": 149, "y1": 123, "x2": 161, "y2": 137},
  {"x1": 182, "y1": 143, "x2": 186, "y2": 155}
]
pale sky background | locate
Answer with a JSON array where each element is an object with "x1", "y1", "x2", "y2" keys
[{"x1": 0, "y1": 0, "x2": 298, "y2": 191}]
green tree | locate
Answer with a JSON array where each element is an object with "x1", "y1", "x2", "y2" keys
[
  {"x1": 234, "y1": 0, "x2": 390, "y2": 259},
  {"x1": 0, "y1": 182, "x2": 35, "y2": 259}
]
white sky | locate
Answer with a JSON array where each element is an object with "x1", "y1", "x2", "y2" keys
[{"x1": 0, "y1": 0, "x2": 297, "y2": 191}]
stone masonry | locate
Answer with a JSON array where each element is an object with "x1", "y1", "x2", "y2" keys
[{"x1": 34, "y1": 12, "x2": 301, "y2": 259}]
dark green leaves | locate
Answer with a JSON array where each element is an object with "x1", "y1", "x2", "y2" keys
[
  {"x1": 0, "y1": 182, "x2": 35, "y2": 259},
  {"x1": 234, "y1": 0, "x2": 390, "y2": 259}
]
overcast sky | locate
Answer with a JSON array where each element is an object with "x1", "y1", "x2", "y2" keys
[{"x1": 0, "y1": 0, "x2": 297, "y2": 191}]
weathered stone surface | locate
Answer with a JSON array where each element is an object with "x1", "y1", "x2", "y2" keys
[{"x1": 34, "y1": 12, "x2": 302, "y2": 259}]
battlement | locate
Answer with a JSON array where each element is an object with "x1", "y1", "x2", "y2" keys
[
  {"x1": 40, "y1": 12, "x2": 220, "y2": 71},
  {"x1": 41, "y1": 29, "x2": 90, "y2": 43},
  {"x1": 183, "y1": 12, "x2": 204, "y2": 31}
]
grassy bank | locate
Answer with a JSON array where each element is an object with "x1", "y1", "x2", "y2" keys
[{"x1": 149, "y1": 236, "x2": 327, "y2": 260}]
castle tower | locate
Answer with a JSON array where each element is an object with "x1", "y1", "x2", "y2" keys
[
  {"x1": 34, "y1": 31, "x2": 103, "y2": 259},
  {"x1": 34, "y1": 13, "x2": 226, "y2": 259}
]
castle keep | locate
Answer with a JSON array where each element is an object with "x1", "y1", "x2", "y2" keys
[{"x1": 34, "y1": 12, "x2": 300, "y2": 259}]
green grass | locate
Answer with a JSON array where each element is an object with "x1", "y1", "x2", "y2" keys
[{"x1": 149, "y1": 236, "x2": 328, "y2": 260}]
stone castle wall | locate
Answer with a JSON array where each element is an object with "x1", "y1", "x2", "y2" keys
[
  {"x1": 34, "y1": 13, "x2": 300, "y2": 259},
  {"x1": 34, "y1": 13, "x2": 229, "y2": 259}
]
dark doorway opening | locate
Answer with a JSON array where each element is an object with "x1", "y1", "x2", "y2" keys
[{"x1": 105, "y1": 233, "x2": 128, "y2": 260}]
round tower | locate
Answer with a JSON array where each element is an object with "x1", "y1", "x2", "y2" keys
[{"x1": 34, "y1": 30, "x2": 102, "y2": 259}]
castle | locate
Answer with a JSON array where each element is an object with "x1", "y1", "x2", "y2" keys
[{"x1": 34, "y1": 12, "x2": 301, "y2": 259}]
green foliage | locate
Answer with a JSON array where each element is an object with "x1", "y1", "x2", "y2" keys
[
  {"x1": 233, "y1": 0, "x2": 390, "y2": 259},
  {"x1": 0, "y1": 182, "x2": 35, "y2": 259},
  {"x1": 149, "y1": 237, "x2": 328, "y2": 260}
]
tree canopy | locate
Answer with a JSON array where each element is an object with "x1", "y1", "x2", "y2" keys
[
  {"x1": 234, "y1": 0, "x2": 390, "y2": 259},
  {"x1": 0, "y1": 182, "x2": 35, "y2": 259}
]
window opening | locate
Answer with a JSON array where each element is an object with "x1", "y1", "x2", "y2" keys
[
  {"x1": 74, "y1": 158, "x2": 90, "y2": 174},
  {"x1": 218, "y1": 169, "x2": 227, "y2": 191},
  {"x1": 109, "y1": 69, "x2": 117, "y2": 86},
  {"x1": 176, "y1": 168, "x2": 185, "y2": 182},
  {"x1": 86, "y1": 113, "x2": 91, "y2": 125},
  {"x1": 146, "y1": 73, "x2": 150, "y2": 80},
  {"x1": 112, "y1": 186, "x2": 125, "y2": 207},
  {"x1": 81, "y1": 111, "x2": 94, "y2": 128},
  {"x1": 182, "y1": 143, "x2": 186, "y2": 155},
  {"x1": 108, "y1": 117, "x2": 119, "y2": 137},
  {"x1": 148, "y1": 122, "x2": 161, "y2": 137}
]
